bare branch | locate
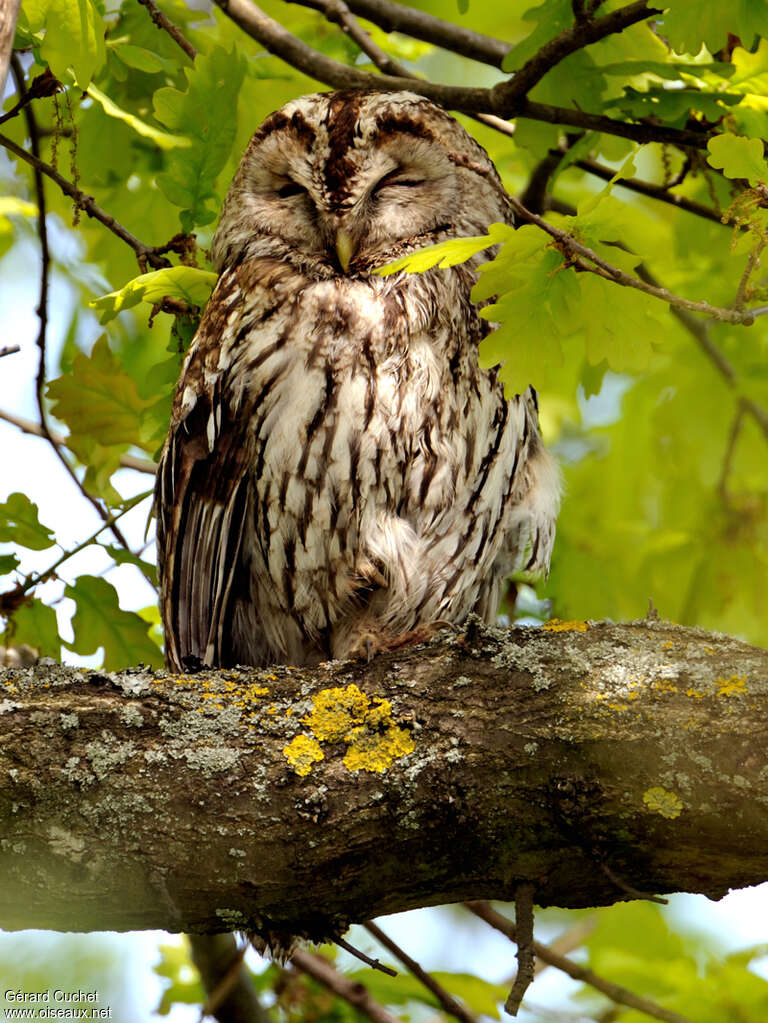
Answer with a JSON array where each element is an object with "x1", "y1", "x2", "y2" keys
[
  {"x1": 0, "y1": 344, "x2": 20, "y2": 357},
  {"x1": 508, "y1": 194, "x2": 763, "y2": 324},
  {"x1": 335, "y1": 936, "x2": 397, "y2": 976},
  {"x1": 10, "y1": 489, "x2": 152, "y2": 599},
  {"x1": 364, "y1": 920, "x2": 477, "y2": 1023},
  {"x1": 505, "y1": 884, "x2": 536, "y2": 1016},
  {"x1": 286, "y1": 0, "x2": 509, "y2": 68},
  {"x1": 188, "y1": 934, "x2": 270, "y2": 1023},
  {"x1": 717, "y1": 399, "x2": 747, "y2": 505},
  {"x1": 573, "y1": 157, "x2": 726, "y2": 226},
  {"x1": 10, "y1": 57, "x2": 131, "y2": 551},
  {"x1": 290, "y1": 950, "x2": 401, "y2": 1023},
  {"x1": 0, "y1": 407, "x2": 158, "y2": 474},
  {"x1": 0, "y1": 130, "x2": 172, "y2": 270},
  {"x1": 212, "y1": 0, "x2": 712, "y2": 151},
  {"x1": 492, "y1": 1, "x2": 661, "y2": 106},
  {"x1": 466, "y1": 902, "x2": 695, "y2": 1023},
  {"x1": 136, "y1": 0, "x2": 198, "y2": 61}
]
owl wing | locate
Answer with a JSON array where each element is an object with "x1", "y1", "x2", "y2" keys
[{"x1": 155, "y1": 272, "x2": 261, "y2": 671}]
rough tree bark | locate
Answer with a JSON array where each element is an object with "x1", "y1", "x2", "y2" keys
[{"x1": 1, "y1": 617, "x2": 766, "y2": 942}]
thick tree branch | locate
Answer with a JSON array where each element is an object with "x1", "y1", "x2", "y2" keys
[{"x1": 1, "y1": 619, "x2": 767, "y2": 937}]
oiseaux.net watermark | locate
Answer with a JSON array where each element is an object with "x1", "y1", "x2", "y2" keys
[{"x1": 2, "y1": 990, "x2": 112, "y2": 1020}]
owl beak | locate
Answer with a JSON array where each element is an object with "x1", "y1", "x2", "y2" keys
[{"x1": 335, "y1": 228, "x2": 355, "y2": 272}]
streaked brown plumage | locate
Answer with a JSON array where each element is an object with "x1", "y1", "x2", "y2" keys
[{"x1": 155, "y1": 90, "x2": 560, "y2": 672}]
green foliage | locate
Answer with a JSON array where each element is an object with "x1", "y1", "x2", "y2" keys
[
  {"x1": 153, "y1": 45, "x2": 247, "y2": 231},
  {"x1": 3, "y1": 0, "x2": 768, "y2": 1017},
  {"x1": 19, "y1": 0, "x2": 106, "y2": 87},
  {"x1": 706, "y1": 133, "x2": 768, "y2": 185},
  {"x1": 64, "y1": 575, "x2": 162, "y2": 669},
  {"x1": 0, "y1": 493, "x2": 55, "y2": 550},
  {"x1": 92, "y1": 266, "x2": 218, "y2": 323}
]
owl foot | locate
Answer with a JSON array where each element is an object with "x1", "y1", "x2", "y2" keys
[{"x1": 346, "y1": 621, "x2": 454, "y2": 663}]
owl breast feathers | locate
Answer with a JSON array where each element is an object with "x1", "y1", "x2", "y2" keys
[{"x1": 155, "y1": 89, "x2": 561, "y2": 671}]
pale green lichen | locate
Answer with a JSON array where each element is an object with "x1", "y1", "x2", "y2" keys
[{"x1": 643, "y1": 786, "x2": 683, "y2": 819}]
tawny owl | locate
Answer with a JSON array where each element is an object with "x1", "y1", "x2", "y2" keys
[{"x1": 155, "y1": 90, "x2": 560, "y2": 673}]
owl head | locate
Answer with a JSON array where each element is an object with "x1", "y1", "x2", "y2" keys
[{"x1": 212, "y1": 90, "x2": 512, "y2": 276}]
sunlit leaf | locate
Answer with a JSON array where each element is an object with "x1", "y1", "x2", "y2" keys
[
  {"x1": 46, "y1": 336, "x2": 155, "y2": 459},
  {"x1": 65, "y1": 575, "x2": 162, "y2": 670},
  {"x1": 706, "y1": 133, "x2": 768, "y2": 185},
  {"x1": 91, "y1": 266, "x2": 217, "y2": 323},
  {"x1": 23, "y1": 0, "x2": 106, "y2": 87},
  {"x1": 87, "y1": 83, "x2": 190, "y2": 150},
  {"x1": 3, "y1": 596, "x2": 60, "y2": 657},
  {"x1": 0, "y1": 493, "x2": 56, "y2": 550},
  {"x1": 153, "y1": 45, "x2": 247, "y2": 231}
]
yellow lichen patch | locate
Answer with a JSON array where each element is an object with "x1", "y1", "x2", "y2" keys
[
  {"x1": 303, "y1": 683, "x2": 370, "y2": 742},
  {"x1": 715, "y1": 674, "x2": 747, "y2": 697},
  {"x1": 299, "y1": 683, "x2": 414, "y2": 774},
  {"x1": 659, "y1": 641, "x2": 674, "y2": 649},
  {"x1": 643, "y1": 786, "x2": 683, "y2": 819},
  {"x1": 685, "y1": 687, "x2": 706, "y2": 699},
  {"x1": 543, "y1": 619, "x2": 589, "y2": 632},
  {"x1": 343, "y1": 723, "x2": 415, "y2": 773},
  {"x1": 650, "y1": 678, "x2": 679, "y2": 695},
  {"x1": 283, "y1": 734, "x2": 324, "y2": 777}
]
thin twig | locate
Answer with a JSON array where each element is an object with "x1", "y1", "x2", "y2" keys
[
  {"x1": 0, "y1": 344, "x2": 20, "y2": 357},
  {"x1": 505, "y1": 883, "x2": 536, "y2": 1016},
  {"x1": 10, "y1": 57, "x2": 131, "y2": 551},
  {"x1": 0, "y1": 130, "x2": 171, "y2": 270},
  {"x1": 599, "y1": 863, "x2": 668, "y2": 905},
  {"x1": 214, "y1": 0, "x2": 713, "y2": 151},
  {"x1": 533, "y1": 918, "x2": 596, "y2": 978},
  {"x1": 364, "y1": 920, "x2": 477, "y2": 1023},
  {"x1": 491, "y1": 1, "x2": 662, "y2": 107},
  {"x1": 312, "y1": 0, "x2": 516, "y2": 140},
  {"x1": 717, "y1": 399, "x2": 747, "y2": 505},
  {"x1": 0, "y1": 407, "x2": 157, "y2": 474},
  {"x1": 465, "y1": 902, "x2": 696, "y2": 1023},
  {"x1": 15, "y1": 489, "x2": 153, "y2": 598},
  {"x1": 136, "y1": 0, "x2": 198, "y2": 61},
  {"x1": 733, "y1": 238, "x2": 766, "y2": 310},
  {"x1": 290, "y1": 949, "x2": 401, "y2": 1023},
  {"x1": 508, "y1": 194, "x2": 765, "y2": 324},
  {"x1": 635, "y1": 268, "x2": 768, "y2": 447},
  {"x1": 335, "y1": 936, "x2": 397, "y2": 976},
  {"x1": 286, "y1": 0, "x2": 510, "y2": 68},
  {"x1": 573, "y1": 158, "x2": 725, "y2": 226}
]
